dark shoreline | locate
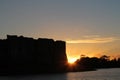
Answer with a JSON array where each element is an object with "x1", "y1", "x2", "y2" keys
[
  {"x1": 0, "y1": 68, "x2": 96, "y2": 76},
  {"x1": 1, "y1": 67, "x2": 120, "y2": 76}
]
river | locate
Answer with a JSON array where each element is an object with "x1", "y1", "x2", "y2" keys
[{"x1": 1, "y1": 68, "x2": 120, "y2": 80}]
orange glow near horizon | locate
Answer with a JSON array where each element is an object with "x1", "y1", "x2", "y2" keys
[
  {"x1": 68, "y1": 58, "x2": 77, "y2": 64},
  {"x1": 66, "y1": 38, "x2": 120, "y2": 63},
  {"x1": 66, "y1": 43, "x2": 109, "y2": 61}
]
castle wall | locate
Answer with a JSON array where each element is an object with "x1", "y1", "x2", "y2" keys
[{"x1": 0, "y1": 35, "x2": 68, "y2": 72}]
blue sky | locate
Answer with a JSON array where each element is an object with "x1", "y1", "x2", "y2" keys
[{"x1": 0, "y1": 0, "x2": 120, "y2": 59}]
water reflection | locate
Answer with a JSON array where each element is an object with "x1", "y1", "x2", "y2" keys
[
  {"x1": 66, "y1": 68, "x2": 120, "y2": 80},
  {"x1": 0, "y1": 68, "x2": 120, "y2": 80}
]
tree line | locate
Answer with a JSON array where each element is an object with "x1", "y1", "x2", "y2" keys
[{"x1": 67, "y1": 55, "x2": 120, "y2": 72}]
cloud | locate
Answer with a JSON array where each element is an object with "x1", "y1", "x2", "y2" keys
[
  {"x1": 83, "y1": 35, "x2": 100, "y2": 38},
  {"x1": 66, "y1": 37, "x2": 119, "y2": 44}
]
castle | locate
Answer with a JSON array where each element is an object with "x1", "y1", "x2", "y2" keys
[{"x1": 0, "y1": 35, "x2": 68, "y2": 74}]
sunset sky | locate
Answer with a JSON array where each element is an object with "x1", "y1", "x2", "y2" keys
[{"x1": 0, "y1": 0, "x2": 120, "y2": 61}]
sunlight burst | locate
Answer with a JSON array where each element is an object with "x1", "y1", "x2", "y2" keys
[{"x1": 68, "y1": 58, "x2": 77, "y2": 64}]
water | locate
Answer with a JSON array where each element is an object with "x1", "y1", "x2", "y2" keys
[{"x1": 1, "y1": 68, "x2": 120, "y2": 80}]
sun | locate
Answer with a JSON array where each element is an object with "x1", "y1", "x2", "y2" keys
[{"x1": 68, "y1": 58, "x2": 77, "y2": 64}]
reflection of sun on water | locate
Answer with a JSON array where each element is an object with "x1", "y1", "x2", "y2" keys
[{"x1": 68, "y1": 58, "x2": 77, "y2": 64}]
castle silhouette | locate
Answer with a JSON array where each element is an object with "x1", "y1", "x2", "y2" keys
[{"x1": 0, "y1": 35, "x2": 68, "y2": 74}]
